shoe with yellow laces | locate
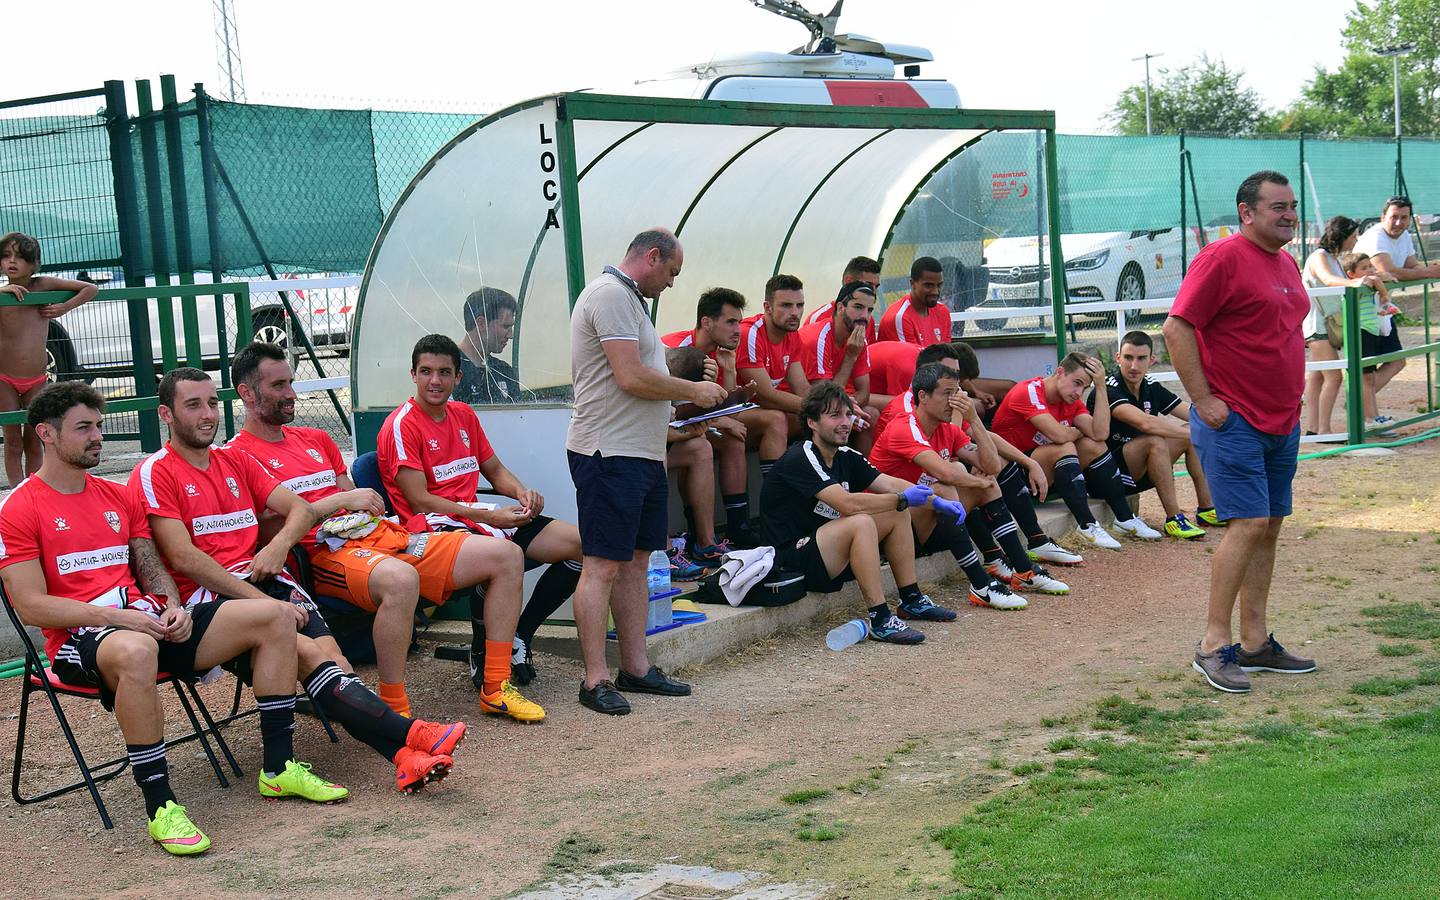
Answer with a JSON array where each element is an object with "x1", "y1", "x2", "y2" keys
[
  {"x1": 258, "y1": 760, "x2": 349, "y2": 803},
  {"x1": 148, "y1": 801, "x2": 211, "y2": 855},
  {"x1": 480, "y1": 680, "x2": 546, "y2": 723}
]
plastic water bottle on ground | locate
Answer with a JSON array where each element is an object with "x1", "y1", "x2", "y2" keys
[
  {"x1": 826, "y1": 618, "x2": 870, "y2": 651},
  {"x1": 647, "y1": 549, "x2": 672, "y2": 599}
]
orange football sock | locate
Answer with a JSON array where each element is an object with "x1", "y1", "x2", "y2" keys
[
  {"x1": 482, "y1": 640, "x2": 512, "y2": 695},
  {"x1": 378, "y1": 681, "x2": 411, "y2": 718}
]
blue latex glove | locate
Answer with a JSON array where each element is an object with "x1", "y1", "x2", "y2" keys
[
  {"x1": 900, "y1": 484, "x2": 933, "y2": 507},
  {"x1": 932, "y1": 496, "x2": 968, "y2": 522}
]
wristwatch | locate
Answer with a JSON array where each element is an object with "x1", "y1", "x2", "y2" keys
[{"x1": 894, "y1": 492, "x2": 909, "y2": 512}]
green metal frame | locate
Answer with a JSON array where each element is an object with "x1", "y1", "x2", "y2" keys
[
  {"x1": 0, "y1": 285, "x2": 254, "y2": 435},
  {"x1": 1341, "y1": 279, "x2": 1440, "y2": 445}
]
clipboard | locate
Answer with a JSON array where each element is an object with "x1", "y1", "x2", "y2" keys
[
  {"x1": 670, "y1": 401, "x2": 758, "y2": 428},
  {"x1": 670, "y1": 384, "x2": 758, "y2": 428}
]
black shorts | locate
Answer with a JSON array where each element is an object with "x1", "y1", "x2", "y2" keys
[
  {"x1": 1360, "y1": 329, "x2": 1402, "y2": 372},
  {"x1": 1113, "y1": 445, "x2": 1154, "y2": 496},
  {"x1": 511, "y1": 514, "x2": 554, "y2": 555},
  {"x1": 254, "y1": 575, "x2": 332, "y2": 640},
  {"x1": 774, "y1": 531, "x2": 853, "y2": 594},
  {"x1": 50, "y1": 599, "x2": 230, "y2": 711},
  {"x1": 568, "y1": 450, "x2": 668, "y2": 561}
]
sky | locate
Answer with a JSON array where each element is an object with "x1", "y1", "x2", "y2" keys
[{"x1": 10, "y1": 0, "x2": 1365, "y2": 132}]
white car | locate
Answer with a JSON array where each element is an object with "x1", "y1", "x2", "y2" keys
[{"x1": 975, "y1": 228, "x2": 1202, "y2": 327}]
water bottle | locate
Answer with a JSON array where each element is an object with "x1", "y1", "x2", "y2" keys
[
  {"x1": 647, "y1": 549, "x2": 672, "y2": 599},
  {"x1": 826, "y1": 618, "x2": 870, "y2": 651}
]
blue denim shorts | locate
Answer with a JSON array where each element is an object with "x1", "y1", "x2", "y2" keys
[
  {"x1": 1190, "y1": 408, "x2": 1300, "y2": 520},
  {"x1": 567, "y1": 450, "x2": 669, "y2": 561}
]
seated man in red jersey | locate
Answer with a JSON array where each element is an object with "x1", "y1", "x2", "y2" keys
[
  {"x1": 866, "y1": 340, "x2": 921, "y2": 410},
  {"x1": 877, "y1": 257, "x2": 951, "y2": 346},
  {"x1": 800, "y1": 281, "x2": 880, "y2": 452},
  {"x1": 228, "y1": 343, "x2": 538, "y2": 724},
  {"x1": 134, "y1": 369, "x2": 464, "y2": 795},
  {"x1": 663, "y1": 287, "x2": 786, "y2": 550},
  {"x1": 990, "y1": 353, "x2": 1163, "y2": 551},
  {"x1": 802, "y1": 255, "x2": 883, "y2": 342},
  {"x1": 0, "y1": 382, "x2": 336, "y2": 854},
  {"x1": 871, "y1": 363, "x2": 1071, "y2": 606},
  {"x1": 378, "y1": 333, "x2": 584, "y2": 720},
  {"x1": 874, "y1": 343, "x2": 960, "y2": 437},
  {"x1": 735, "y1": 274, "x2": 811, "y2": 433}
]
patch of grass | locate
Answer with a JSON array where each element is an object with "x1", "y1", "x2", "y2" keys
[
  {"x1": 1377, "y1": 643, "x2": 1422, "y2": 657},
  {"x1": 729, "y1": 808, "x2": 785, "y2": 823},
  {"x1": 936, "y1": 711, "x2": 1440, "y2": 896},
  {"x1": 1360, "y1": 602, "x2": 1440, "y2": 640},
  {"x1": 543, "y1": 833, "x2": 604, "y2": 875},
  {"x1": 1093, "y1": 695, "x2": 1222, "y2": 737},
  {"x1": 1039, "y1": 716, "x2": 1065, "y2": 727},
  {"x1": 593, "y1": 862, "x2": 651, "y2": 878},
  {"x1": 1011, "y1": 761, "x2": 1045, "y2": 776},
  {"x1": 1351, "y1": 676, "x2": 1416, "y2": 697},
  {"x1": 986, "y1": 757, "x2": 1006, "y2": 770},
  {"x1": 893, "y1": 739, "x2": 920, "y2": 755},
  {"x1": 779, "y1": 787, "x2": 831, "y2": 805},
  {"x1": 1046, "y1": 736, "x2": 1082, "y2": 753},
  {"x1": 795, "y1": 824, "x2": 844, "y2": 841},
  {"x1": 702, "y1": 758, "x2": 796, "y2": 791}
]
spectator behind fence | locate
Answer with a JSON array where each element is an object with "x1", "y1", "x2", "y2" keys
[
  {"x1": 803, "y1": 255, "x2": 881, "y2": 342},
  {"x1": 663, "y1": 287, "x2": 786, "y2": 551},
  {"x1": 1165, "y1": 169, "x2": 1316, "y2": 695},
  {"x1": 1300, "y1": 216, "x2": 1360, "y2": 436},
  {"x1": 759, "y1": 381, "x2": 942, "y2": 645},
  {"x1": 567, "y1": 228, "x2": 727, "y2": 716},
  {"x1": 990, "y1": 353, "x2": 1162, "y2": 549},
  {"x1": 0, "y1": 232, "x2": 97, "y2": 487},
  {"x1": 1086, "y1": 331, "x2": 1216, "y2": 538},
  {"x1": 1337, "y1": 252, "x2": 1404, "y2": 426},
  {"x1": 877, "y1": 256, "x2": 951, "y2": 346},
  {"x1": 455, "y1": 286, "x2": 526, "y2": 405},
  {"x1": 0, "y1": 382, "x2": 322, "y2": 855},
  {"x1": 1356, "y1": 195, "x2": 1440, "y2": 284}
]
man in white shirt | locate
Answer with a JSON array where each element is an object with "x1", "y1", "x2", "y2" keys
[{"x1": 1355, "y1": 196, "x2": 1440, "y2": 283}]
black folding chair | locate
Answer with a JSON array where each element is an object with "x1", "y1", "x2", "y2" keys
[{"x1": 2, "y1": 584, "x2": 238, "y2": 830}]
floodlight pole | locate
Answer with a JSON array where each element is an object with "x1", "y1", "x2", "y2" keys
[
  {"x1": 1374, "y1": 43, "x2": 1416, "y2": 138},
  {"x1": 1132, "y1": 52, "x2": 1163, "y2": 135}
]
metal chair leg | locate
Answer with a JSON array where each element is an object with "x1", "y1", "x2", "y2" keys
[
  {"x1": 182, "y1": 679, "x2": 243, "y2": 777},
  {"x1": 18, "y1": 664, "x2": 117, "y2": 829},
  {"x1": 172, "y1": 681, "x2": 229, "y2": 789}
]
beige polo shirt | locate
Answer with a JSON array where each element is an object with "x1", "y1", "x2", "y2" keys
[{"x1": 567, "y1": 269, "x2": 670, "y2": 462}]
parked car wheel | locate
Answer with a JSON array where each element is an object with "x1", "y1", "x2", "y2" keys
[
  {"x1": 1116, "y1": 264, "x2": 1146, "y2": 304},
  {"x1": 251, "y1": 308, "x2": 291, "y2": 351},
  {"x1": 45, "y1": 324, "x2": 89, "y2": 383}
]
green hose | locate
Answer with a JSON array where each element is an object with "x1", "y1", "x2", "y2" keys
[{"x1": 0, "y1": 656, "x2": 46, "y2": 679}]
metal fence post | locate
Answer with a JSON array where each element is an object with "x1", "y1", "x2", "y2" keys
[
  {"x1": 1298, "y1": 132, "x2": 1307, "y2": 261},
  {"x1": 1043, "y1": 127, "x2": 1067, "y2": 360},
  {"x1": 554, "y1": 97, "x2": 586, "y2": 311},
  {"x1": 136, "y1": 80, "x2": 180, "y2": 372},
  {"x1": 1343, "y1": 285, "x2": 1364, "y2": 445},
  {"x1": 104, "y1": 80, "x2": 162, "y2": 451},
  {"x1": 1179, "y1": 129, "x2": 1188, "y2": 276}
]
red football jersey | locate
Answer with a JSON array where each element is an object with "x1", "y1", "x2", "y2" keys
[
  {"x1": 876, "y1": 392, "x2": 973, "y2": 442},
  {"x1": 229, "y1": 426, "x2": 349, "y2": 546},
  {"x1": 990, "y1": 376, "x2": 1090, "y2": 451},
  {"x1": 736, "y1": 319, "x2": 804, "y2": 391},
  {"x1": 130, "y1": 444, "x2": 279, "y2": 606},
  {"x1": 799, "y1": 318, "x2": 871, "y2": 393},
  {"x1": 867, "y1": 341, "x2": 922, "y2": 397},
  {"x1": 378, "y1": 398, "x2": 496, "y2": 532},
  {"x1": 0, "y1": 474, "x2": 160, "y2": 661},
  {"x1": 877, "y1": 294, "x2": 952, "y2": 346},
  {"x1": 869, "y1": 413, "x2": 972, "y2": 486}
]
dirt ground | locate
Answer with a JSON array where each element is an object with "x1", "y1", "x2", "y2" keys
[{"x1": 1, "y1": 362, "x2": 1437, "y2": 899}]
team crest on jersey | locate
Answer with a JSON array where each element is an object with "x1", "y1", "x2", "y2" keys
[
  {"x1": 226, "y1": 477, "x2": 240, "y2": 498},
  {"x1": 53, "y1": 517, "x2": 69, "y2": 531},
  {"x1": 350, "y1": 548, "x2": 374, "y2": 559},
  {"x1": 268, "y1": 458, "x2": 283, "y2": 469},
  {"x1": 459, "y1": 428, "x2": 471, "y2": 448},
  {"x1": 1143, "y1": 401, "x2": 1152, "y2": 414},
  {"x1": 427, "y1": 438, "x2": 440, "y2": 451},
  {"x1": 306, "y1": 448, "x2": 323, "y2": 464},
  {"x1": 185, "y1": 483, "x2": 199, "y2": 497},
  {"x1": 794, "y1": 536, "x2": 810, "y2": 549},
  {"x1": 104, "y1": 511, "x2": 121, "y2": 533}
]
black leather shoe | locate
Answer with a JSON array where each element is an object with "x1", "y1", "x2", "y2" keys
[
  {"x1": 616, "y1": 665, "x2": 691, "y2": 696},
  {"x1": 578, "y1": 679, "x2": 631, "y2": 715}
]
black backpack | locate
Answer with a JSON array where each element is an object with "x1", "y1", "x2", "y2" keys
[{"x1": 694, "y1": 567, "x2": 806, "y2": 607}]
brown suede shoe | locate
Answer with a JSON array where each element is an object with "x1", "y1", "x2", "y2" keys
[
  {"x1": 1193, "y1": 642, "x2": 1251, "y2": 693},
  {"x1": 1236, "y1": 633, "x2": 1316, "y2": 674}
]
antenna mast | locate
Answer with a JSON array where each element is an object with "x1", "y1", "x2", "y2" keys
[
  {"x1": 212, "y1": 0, "x2": 247, "y2": 101},
  {"x1": 750, "y1": 0, "x2": 844, "y2": 52}
]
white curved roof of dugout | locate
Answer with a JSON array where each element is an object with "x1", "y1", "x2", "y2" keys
[{"x1": 352, "y1": 93, "x2": 1057, "y2": 413}]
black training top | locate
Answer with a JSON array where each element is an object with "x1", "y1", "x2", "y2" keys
[
  {"x1": 456, "y1": 353, "x2": 525, "y2": 405},
  {"x1": 1087, "y1": 372, "x2": 1182, "y2": 445},
  {"x1": 760, "y1": 440, "x2": 881, "y2": 547}
]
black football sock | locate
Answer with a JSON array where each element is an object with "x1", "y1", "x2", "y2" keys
[
  {"x1": 129, "y1": 741, "x2": 176, "y2": 819},
  {"x1": 256, "y1": 694, "x2": 297, "y2": 776},
  {"x1": 304, "y1": 662, "x2": 408, "y2": 761},
  {"x1": 1083, "y1": 450, "x2": 1134, "y2": 520},
  {"x1": 518, "y1": 559, "x2": 582, "y2": 643},
  {"x1": 759, "y1": 457, "x2": 779, "y2": 477},
  {"x1": 922, "y1": 520, "x2": 990, "y2": 590},
  {"x1": 867, "y1": 603, "x2": 891, "y2": 625},
  {"x1": 981, "y1": 498, "x2": 1034, "y2": 573},
  {"x1": 723, "y1": 494, "x2": 750, "y2": 540},
  {"x1": 1051, "y1": 455, "x2": 1097, "y2": 527},
  {"x1": 897, "y1": 583, "x2": 922, "y2": 604},
  {"x1": 965, "y1": 513, "x2": 1004, "y2": 564},
  {"x1": 998, "y1": 462, "x2": 1050, "y2": 546}
]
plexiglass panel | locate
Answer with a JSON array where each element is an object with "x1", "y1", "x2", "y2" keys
[{"x1": 355, "y1": 100, "x2": 569, "y2": 411}]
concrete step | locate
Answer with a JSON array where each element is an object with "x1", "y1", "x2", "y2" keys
[{"x1": 419, "y1": 498, "x2": 1118, "y2": 673}]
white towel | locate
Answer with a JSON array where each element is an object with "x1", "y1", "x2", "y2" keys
[{"x1": 717, "y1": 545, "x2": 776, "y2": 606}]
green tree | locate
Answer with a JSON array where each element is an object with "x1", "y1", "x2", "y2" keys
[
  {"x1": 1110, "y1": 55, "x2": 1266, "y2": 136},
  {"x1": 1278, "y1": 0, "x2": 1440, "y2": 136}
]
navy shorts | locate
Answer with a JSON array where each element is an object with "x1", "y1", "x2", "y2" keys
[
  {"x1": 51, "y1": 598, "x2": 229, "y2": 711},
  {"x1": 568, "y1": 450, "x2": 668, "y2": 561},
  {"x1": 255, "y1": 576, "x2": 332, "y2": 640},
  {"x1": 1190, "y1": 408, "x2": 1299, "y2": 520}
]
